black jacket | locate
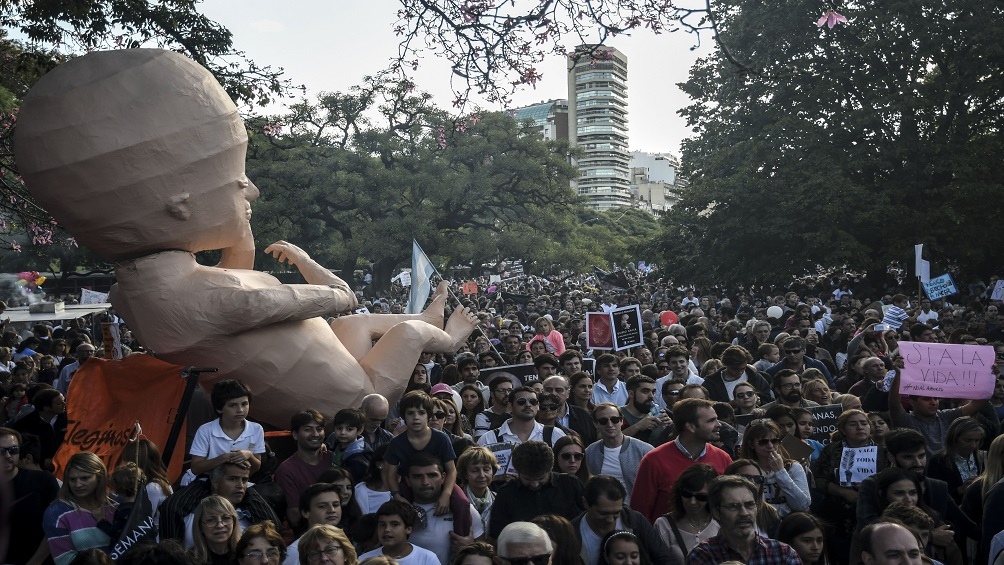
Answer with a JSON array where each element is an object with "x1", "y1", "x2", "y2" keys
[{"x1": 703, "y1": 367, "x2": 774, "y2": 404}]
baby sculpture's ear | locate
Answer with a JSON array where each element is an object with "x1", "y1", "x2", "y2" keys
[{"x1": 166, "y1": 192, "x2": 192, "y2": 220}]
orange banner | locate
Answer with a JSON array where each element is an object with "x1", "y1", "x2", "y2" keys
[
  {"x1": 462, "y1": 281, "x2": 479, "y2": 295},
  {"x1": 53, "y1": 355, "x2": 189, "y2": 482}
]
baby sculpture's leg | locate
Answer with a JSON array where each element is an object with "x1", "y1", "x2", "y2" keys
[
  {"x1": 360, "y1": 304, "x2": 478, "y2": 398},
  {"x1": 330, "y1": 280, "x2": 449, "y2": 360}
]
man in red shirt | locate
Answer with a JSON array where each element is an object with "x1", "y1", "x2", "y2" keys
[{"x1": 630, "y1": 398, "x2": 732, "y2": 522}]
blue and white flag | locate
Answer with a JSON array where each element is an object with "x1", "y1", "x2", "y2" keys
[{"x1": 407, "y1": 240, "x2": 436, "y2": 314}]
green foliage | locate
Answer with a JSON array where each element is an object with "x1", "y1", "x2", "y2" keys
[
  {"x1": 246, "y1": 80, "x2": 585, "y2": 284},
  {"x1": 658, "y1": 0, "x2": 1004, "y2": 285}
]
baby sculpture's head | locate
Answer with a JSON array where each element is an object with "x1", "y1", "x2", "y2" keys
[{"x1": 16, "y1": 49, "x2": 258, "y2": 260}]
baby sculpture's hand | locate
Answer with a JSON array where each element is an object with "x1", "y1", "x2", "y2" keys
[{"x1": 265, "y1": 240, "x2": 310, "y2": 267}]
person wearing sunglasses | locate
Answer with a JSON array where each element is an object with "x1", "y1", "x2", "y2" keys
[
  {"x1": 535, "y1": 393, "x2": 573, "y2": 436},
  {"x1": 731, "y1": 382, "x2": 760, "y2": 417},
  {"x1": 654, "y1": 463, "x2": 719, "y2": 564},
  {"x1": 760, "y1": 370, "x2": 820, "y2": 412},
  {"x1": 495, "y1": 522, "x2": 553, "y2": 565},
  {"x1": 1, "y1": 427, "x2": 59, "y2": 565},
  {"x1": 552, "y1": 435, "x2": 590, "y2": 485},
  {"x1": 570, "y1": 476, "x2": 673, "y2": 565},
  {"x1": 764, "y1": 337, "x2": 834, "y2": 389},
  {"x1": 738, "y1": 420, "x2": 811, "y2": 518},
  {"x1": 687, "y1": 475, "x2": 801, "y2": 565},
  {"x1": 477, "y1": 387, "x2": 567, "y2": 448},
  {"x1": 585, "y1": 403, "x2": 653, "y2": 505}
]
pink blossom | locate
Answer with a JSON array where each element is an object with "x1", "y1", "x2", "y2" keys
[
  {"x1": 817, "y1": 9, "x2": 847, "y2": 29},
  {"x1": 437, "y1": 125, "x2": 447, "y2": 149},
  {"x1": 11, "y1": 242, "x2": 20, "y2": 253}
]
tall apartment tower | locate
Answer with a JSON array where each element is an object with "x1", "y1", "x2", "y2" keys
[{"x1": 567, "y1": 45, "x2": 630, "y2": 210}]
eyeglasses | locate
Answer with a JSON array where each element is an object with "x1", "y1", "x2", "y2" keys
[
  {"x1": 779, "y1": 383, "x2": 801, "y2": 390},
  {"x1": 595, "y1": 416, "x2": 623, "y2": 426},
  {"x1": 514, "y1": 397, "x2": 539, "y2": 406},
  {"x1": 657, "y1": 365, "x2": 670, "y2": 370},
  {"x1": 500, "y1": 554, "x2": 552, "y2": 565},
  {"x1": 430, "y1": 411, "x2": 447, "y2": 420},
  {"x1": 734, "y1": 391, "x2": 756, "y2": 399},
  {"x1": 784, "y1": 349, "x2": 803, "y2": 354},
  {"x1": 244, "y1": 548, "x2": 281, "y2": 561},
  {"x1": 306, "y1": 545, "x2": 342, "y2": 563},
  {"x1": 540, "y1": 403, "x2": 559, "y2": 411},
  {"x1": 560, "y1": 452, "x2": 584, "y2": 461},
  {"x1": 680, "y1": 490, "x2": 709, "y2": 502},
  {"x1": 739, "y1": 473, "x2": 765, "y2": 485},
  {"x1": 719, "y1": 500, "x2": 758, "y2": 513},
  {"x1": 0, "y1": 445, "x2": 20, "y2": 456},
  {"x1": 756, "y1": 438, "x2": 782, "y2": 446},
  {"x1": 200, "y1": 515, "x2": 235, "y2": 526}
]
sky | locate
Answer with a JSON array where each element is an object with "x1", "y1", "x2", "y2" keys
[{"x1": 198, "y1": 0, "x2": 712, "y2": 156}]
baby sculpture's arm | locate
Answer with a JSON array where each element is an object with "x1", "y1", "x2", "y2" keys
[
  {"x1": 210, "y1": 281, "x2": 358, "y2": 332},
  {"x1": 265, "y1": 241, "x2": 355, "y2": 301}
]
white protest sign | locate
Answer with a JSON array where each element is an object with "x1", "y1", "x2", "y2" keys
[
  {"x1": 992, "y1": 280, "x2": 1004, "y2": 301},
  {"x1": 923, "y1": 273, "x2": 957, "y2": 300},
  {"x1": 398, "y1": 272, "x2": 411, "y2": 287},
  {"x1": 80, "y1": 288, "x2": 109, "y2": 304},
  {"x1": 483, "y1": 442, "x2": 515, "y2": 477},
  {"x1": 838, "y1": 445, "x2": 878, "y2": 486},
  {"x1": 900, "y1": 342, "x2": 995, "y2": 400}
]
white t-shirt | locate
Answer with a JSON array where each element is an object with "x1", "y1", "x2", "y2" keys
[
  {"x1": 182, "y1": 418, "x2": 266, "y2": 485},
  {"x1": 283, "y1": 538, "x2": 301, "y2": 565},
  {"x1": 408, "y1": 501, "x2": 484, "y2": 564},
  {"x1": 359, "y1": 545, "x2": 441, "y2": 565},
  {"x1": 722, "y1": 375, "x2": 749, "y2": 400},
  {"x1": 354, "y1": 482, "x2": 393, "y2": 515},
  {"x1": 600, "y1": 443, "x2": 629, "y2": 504},
  {"x1": 579, "y1": 515, "x2": 624, "y2": 565}
]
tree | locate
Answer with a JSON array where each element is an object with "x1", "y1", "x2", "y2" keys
[
  {"x1": 653, "y1": 0, "x2": 1004, "y2": 285},
  {"x1": 392, "y1": 0, "x2": 733, "y2": 107},
  {"x1": 246, "y1": 79, "x2": 581, "y2": 288}
]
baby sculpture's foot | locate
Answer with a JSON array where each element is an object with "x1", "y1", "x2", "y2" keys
[
  {"x1": 421, "y1": 281, "x2": 449, "y2": 329},
  {"x1": 444, "y1": 304, "x2": 479, "y2": 349}
]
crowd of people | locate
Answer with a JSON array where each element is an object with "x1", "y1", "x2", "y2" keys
[{"x1": 1, "y1": 272, "x2": 1003, "y2": 565}]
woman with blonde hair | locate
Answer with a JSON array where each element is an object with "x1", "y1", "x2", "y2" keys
[
  {"x1": 961, "y1": 434, "x2": 1004, "y2": 530},
  {"x1": 529, "y1": 316, "x2": 565, "y2": 356},
  {"x1": 927, "y1": 416, "x2": 985, "y2": 503},
  {"x1": 802, "y1": 378, "x2": 832, "y2": 406},
  {"x1": 43, "y1": 452, "x2": 117, "y2": 565},
  {"x1": 298, "y1": 524, "x2": 359, "y2": 565},
  {"x1": 190, "y1": 495, "x2": 241, "y2": 565},
  {"x1": 691, "y1": 337, "x2": 714, "y2": 372}
]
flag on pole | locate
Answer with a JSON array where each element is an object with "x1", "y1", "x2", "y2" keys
[
  {"x1": 915, "y1": 244, "x2": 930, "y2": 283},
  {"x1": 407, "y1": 240, "x2": 436, "y2": 314}
]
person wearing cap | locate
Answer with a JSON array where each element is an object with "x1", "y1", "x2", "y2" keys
[{"x1": 430, "y1": 382, "x2": 465, "y2": 418}]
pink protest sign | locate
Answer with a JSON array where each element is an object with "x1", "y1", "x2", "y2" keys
[{"x1": 899, "y1": 342, "x2": 996, "y2": 400}]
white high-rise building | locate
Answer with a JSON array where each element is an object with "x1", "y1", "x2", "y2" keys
[
  {"x1": 629, "y1": 151, "x2": 688, "y2": 213},
  {"x1": 567, "y1": 45, "x2": 630, "y2": 210}
]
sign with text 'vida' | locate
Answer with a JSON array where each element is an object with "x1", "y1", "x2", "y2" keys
[{"x1": 900, "y1": 343, "x2": 995, "y2": 400}]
